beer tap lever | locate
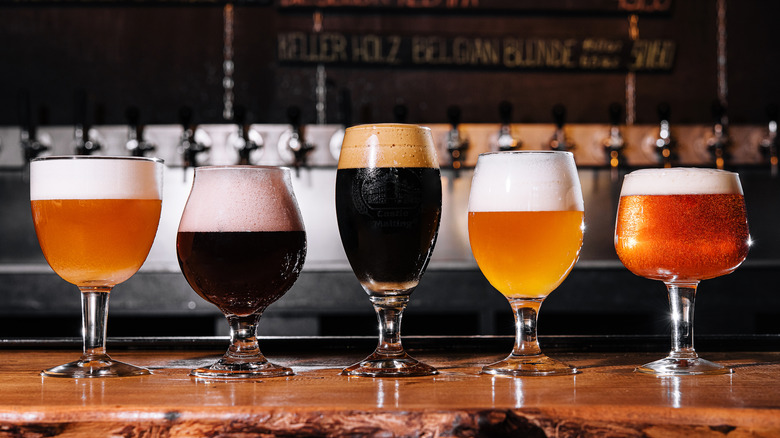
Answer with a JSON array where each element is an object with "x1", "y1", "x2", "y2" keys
[
  {"x1": 286, "y1": 105, "x2": 314, "y2": 176},
  {"x1": 125, "y1": 106, "x2": 156, "y2": 157},
  {"x1": 178, "y1": 106, "x2": 209, "y2": 177},
  {"x1": 760, "y1": 104, "x2": 779, "y2": 177},
  {"x1": 18, "y1": 89, "x2": 49, "y2": 163},
  {"x1": 655, "y1": 102, "x2": 676, "y2": 168},
  {"x1": 603, "y1": 102, "x2": 625, "y2": 181},
  {"x1": 446, "y1": 105, "x2": 469, "y2": 176},
  {"x1": 549, "y1": 104, "x2": 573, "y2": 152},
  {"x1": 72, "y1": 90, "x2": 101, "y2": 155},
  {"x1": 393, "y1": 104, "x2": 408, "y2": 124},
  {"x1": 497, "y1": 100, "x2": 521, "y2": 151},
  {"x1": 231, "y1": 105, "x2": 263, "y2": 165},
  {"x1": 707, "y1": 100, "x2": 730, "y2": 170}
]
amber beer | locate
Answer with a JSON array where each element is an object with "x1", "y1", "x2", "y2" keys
[
  {"x1": 30, "y1": 157, "x2": 163, "y2": 287},
  {"x1": 615, "y1": 169, "x2": 749, "y2": 282}
]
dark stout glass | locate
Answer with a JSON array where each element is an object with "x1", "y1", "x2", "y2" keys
[
  {"x1": 177, "y1": 231, "x2": 306, "y2": 316},
  {"x1": 336, "y1": 167, "x2": 441, "y2": 291}
]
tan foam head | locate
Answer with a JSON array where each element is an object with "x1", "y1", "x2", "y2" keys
[
  {"x1": 178, "y1": 166, "x2": 305, "y2": 232},
  {"x1": 337, "y1": 124, "x2": 439, "y2": 169},
  {"x1": 30, "y1": 156, "x2": 163, "y2": 200},
  {"x1": 621, "y1": 168, "x2": 743, "y2": 196}
]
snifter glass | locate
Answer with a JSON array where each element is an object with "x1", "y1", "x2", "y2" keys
[
  {"x1": 336, "y1": 124, "x2": 442, "y2": 377},
  {"x1": 615, "y1": 168, "x2": 749, "y2": 376},
  {"x1": 468, "y1": 151, "x2": 584, "y2": 376},
  {"x1": 177, "y1": 166, "x2": 307, "y2": 379},
  {"x1": 30, "y1": 156, "x2": 163, "y2": 378}
]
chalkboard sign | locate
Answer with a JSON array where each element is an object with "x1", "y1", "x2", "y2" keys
[{"x1": 278, "y1": 0, "x2": 673, "y2": 14}]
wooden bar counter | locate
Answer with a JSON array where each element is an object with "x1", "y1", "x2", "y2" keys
[{"x1": 1, "y1": 336, "x2": 779, "y2": 437}]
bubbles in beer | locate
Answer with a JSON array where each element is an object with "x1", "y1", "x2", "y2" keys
[
  {"x1": 468, "y1": 151, "x2": 583, "y2": 212},
  {"x1": 621, "y1": 168, "x2": 743, "y2": 196},
  {"x1": 178, "y1": 166, "x2": 304, "y2": 233},
  {"x1": 30, "y1": 156, "x2": 162, "y2": 201}
]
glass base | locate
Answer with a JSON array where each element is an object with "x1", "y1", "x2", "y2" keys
[
  {"x1": 191, "y1": 359, "x2": 294, "y2": 379},
  {"x1": 42, "y1": 356, "x2": 151, "y2": 378},
  {"x1": 341, "y1": 351, "x2": 438, "y2": 377},
  {"x1": 481, "y1": 353, "x2": 579, "y2": 377},
  {"x1": 636, "y1": 356, "x2": 733, "y2": 376}
]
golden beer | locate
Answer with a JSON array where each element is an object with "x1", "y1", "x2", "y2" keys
[
  {"x1": 615, "y1": 193, "x2": 748, "y2": 282},
  {"x1": 32, "y1": 198, "x2": 162, "y2": 286},
  {"x1": 468, "y1": 210, "x2": 583, "y2": 298}
]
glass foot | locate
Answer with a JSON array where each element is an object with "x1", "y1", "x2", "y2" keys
[
  {"x1": 342, "y1": 351, "x2": 438, "y2": 377},
  {"x1": 637, "y1": 356, "x2": 733, "y2": 376},
  {"x1": 481, "y1": 353, "x2": 579, "y2": 377},
  {"x1": 191, "y1": 358, "x2": 293, "y2": 379},
  {"x1": 42, "y1": 355, "x2": 151, "y2": 378}
]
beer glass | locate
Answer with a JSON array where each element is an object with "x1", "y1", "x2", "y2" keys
[
  {"x1": 336, "y1": 124, "x2": 442, "y2": 377},
  {"x1": 468, "y1": 151, "x2": 584, "y2": 376},
  {"x1": 615, "y1": 168, "x2": 749, "y2": 375},
  {"x1": 177, "y1": 166, "x2": 306, "y2": 378},
  {"x1": 30, "y1": 156, "x2": 163, "y2": 378}
]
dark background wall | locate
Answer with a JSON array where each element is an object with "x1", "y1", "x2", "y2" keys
[{"x1": 0, "y1": 0, "x2": 777, "y2": 128}]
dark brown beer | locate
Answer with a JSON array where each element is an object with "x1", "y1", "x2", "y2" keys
[
  {"x1": 177, "y1": 230, "x2": 306, "y2": 316},
  {"x1": 336, "y1": 167, "x2": 441, "y2": 291}
]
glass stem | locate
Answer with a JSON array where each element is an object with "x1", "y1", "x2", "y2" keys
[
  {"x1": 79, "y1": 287, "x2": 112, "y2": 361},
  {"x1": 509, "y1": 297, "x2": 543, "y2": 357},
  {"x1": 226, "y1": 313, "x2": 263, "y2": 360},
  {"x1": 666, "y1": 282, "x2": 699, "y2": 359},
  {"x1": 370, "y1": 295, "x2": 409, "y2": 356}
]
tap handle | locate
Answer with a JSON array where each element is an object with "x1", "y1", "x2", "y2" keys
[
  {"x1": 233, "y1": 104, "x2": 247, "y2": 126},
  {"x1": 657, "y1": 102, "x2": 671, "y2": 122},
  {"x1": 393, "y1": 104, "x2": 408, "y2": 123},
  {"x1": 552, "y1": 104, "x2": 566, "y2": 129},
  {"x1": 125, "y1": 106, "x2": 140, "y2": 128},
  {"x1": 178, "y1": 106, "x2": 194, "y2": 130},
  {"x1": 498, "y1": 100, "x2": 513, "y2": 125},
  {"x1": 75, "y1": 89, "x2": 88, "y2": 127},
  {"x1": 766, "y1": 103, "x2": 778, "y2": 123},
  {"x1": 447, "y1": 105, "x2": 462, "y2": 127},
  {"x1": 18, "y1": 89, "x2": 33, "y2": 133},
  {"x1": 287, "y1": 105, "x2": 302, "y2": 130},
  {"x1": 608, "y1": 102, "x2": 622, "y2": 126},
  {"x1": 711, "y1": 100, "x2": 727, "y2": 125},
  {"x1": 337, "y1": 89, "x2": 352, "y2": 126}
]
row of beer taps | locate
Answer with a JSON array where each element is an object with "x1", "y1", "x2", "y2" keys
[{"x1": 15, "y1": 92, "x2": 780, "y2": 178}]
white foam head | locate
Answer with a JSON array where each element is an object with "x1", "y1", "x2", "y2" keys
[
  {"x1": 30, "y1": 156, "x2": 163, "y2": 200},
  {"x1": 178, "y1": 166, "x2": 305, "y2": 232},
  {"x1": 620, "y1": 168, "x2": 743, "y2": 196},
  {"x1": 468, "y1": 151, "x2": 583, "y2": 212}
]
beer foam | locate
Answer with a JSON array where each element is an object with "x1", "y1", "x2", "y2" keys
[
  {"x1": 468, "y1": 151, "x2": 584, "y2": 212},
  {"x1": 178, "y1": 166, "x2": 305, "y2": 232},
  {"x1": 30, "y1": 156, "x2": 163, "y2": 200},
  {"x1": 338, "y1": 123, "x2": 439, "y2": 169},
  {"x1": 620, "y1": 168, "x2": 743, "y2": 196}
]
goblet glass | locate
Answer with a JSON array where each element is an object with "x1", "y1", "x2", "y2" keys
[
  {"x1": 336, "y1": 124, "x2": 442, "y2": 377},
  {"x1": 177, "y1": 166, "x2": 306, "y2": 378},
  {"x1": 30, "y1": 156, "x2": 163, "y2": 378},
  {"x1": 468, "y1": 151, "x2": 584, "y2": 376},
  {"x1": 615, "y1": 168, "x2": 749, "y2": 375}
]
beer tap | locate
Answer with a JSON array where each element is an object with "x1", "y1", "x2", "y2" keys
[
  {"x1": 446, "y1": 105, "x2": 469, "y2": 176},
  {"x1": 602, "y1": 103, "x2": 626, "y2": 182},
  {"x1": 72, "y1": 90, "x2": 101, "y2": 155},
  {"x1": 706, "y1": 101, "x2": 730, "y2": 170},
  {"x1": 125, "y1": 106, "x2": 156, "y2": 157},
  {"x1": 759, "y1": 104, "x2": 778, "y2": 178},
  {"x1": 497, "y1": 100, "x2": 521, "y2": 151},
  {"x1": 178, "y1": 106, "x2": 209, "y2": 175},
  {"x1": 548, "y1": 104, "x2": 573, "y2": 152},
  {"x1": 393, "y1": 103, "x2": 408, "y2": 124},
  {"x1": 18, "y1": 90, "x2": 50, "y2": 163},
  {"x1": 329, "y1": 88, "x2": 352, "y2": 160},
  {"x1": 285, "y1": 105, "x2": 314, "y2": 176},
  {"x1": 654, "y1": 103, "x2": 677, "y2": 168},
  {"x1": 229, "y1": 105, "x2": 263, "y2": 165}
]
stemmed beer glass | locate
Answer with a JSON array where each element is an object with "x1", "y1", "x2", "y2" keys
[
  {"x1": 468, "y1": 151, "x2": 584, "y2": 376},
  {"x1": 177, "y1": 166, "x2": 307, "y2": 378},
  {"x1": 30, "y1": 156, "x2": 164, "y2": 378},
  {"x1": 336, "y1": 124, "x2": 442, "y2": 377},
  {"x1": 615, "y1": 168, "x2": 749, "y2": 375}
]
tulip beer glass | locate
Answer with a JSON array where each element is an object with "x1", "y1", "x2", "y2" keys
[
  {"x1": 468, "y1": 151, "x2": 584, "y2": 376},
  {"x1": 30, "y1": 156, "x2": 163, "y2": 378},
  {"x1": 615, "y1": 168, "x2": 749, "y2": 375},
  {"x1": 177, "y1": 166, "x2": 306, "y2": 378},
  {"x1": 336, "y1": 124, "x2": 442, "y2": 377}
]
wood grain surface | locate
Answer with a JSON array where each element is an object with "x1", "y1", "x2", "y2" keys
[{"x1": 0, "y1": 344, "x2": 779, "y2": 437}]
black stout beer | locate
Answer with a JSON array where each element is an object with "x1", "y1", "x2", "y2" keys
[
  {"x1": 176, "y1": 165, "x2": 306, "y2": 378},
  {"x1": 336, "y1": 123, "x2": 442, "y2": 377}
]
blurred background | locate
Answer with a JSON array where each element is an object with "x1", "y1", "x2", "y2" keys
[{"x1": 0, "y1": 0, "x2": 778, "y2": 339}]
